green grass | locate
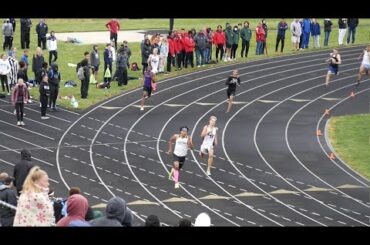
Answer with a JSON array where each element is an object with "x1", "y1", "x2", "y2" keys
[
  {"x1": 41, "y1": 18, "x2": 370, "y2": 33},
  {"x1": 5, "y1": 18, "x2": 370, "y2": 110},
  {"x1": 328, "y1": 114, "x2": 370, "y2": 179}
]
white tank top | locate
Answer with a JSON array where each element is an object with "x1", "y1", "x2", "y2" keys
[
  {"x1": 174, "y1": 135, "x2": 189, "y2": 157},
  {"x1": 150, "y1": 54, "x2": 159, "y2": 73},
  {"x1": 362, "y1": 50, "x2": 370, "y2": 65},
  {"x1": 202, "y1": 127, "x2": 217, "y2": 147}
]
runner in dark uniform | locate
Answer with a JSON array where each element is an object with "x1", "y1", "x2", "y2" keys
[
  {"x1": 325, "y1": 49, "x2": 341, "y2": 87},
  {"x1": 225, "y1": 70, "x2": 241, "y2": 113}
]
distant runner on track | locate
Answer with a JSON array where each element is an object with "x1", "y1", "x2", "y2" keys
[{"x1": 225, "y1": 70, "x2": 241, "y2": 113}]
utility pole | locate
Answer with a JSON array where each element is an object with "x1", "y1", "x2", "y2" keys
[{"x1": 170, "y1": 18, "x2": 174, "y2": 31}]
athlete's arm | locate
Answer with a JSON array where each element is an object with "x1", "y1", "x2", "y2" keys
[
  {"x1": 200, "y1": 125, "x2": 209, "y2": 138},
  {"x1": 188, "y1": 136, "x2": 194, "y2": 150},
  {"x1": 166, "y1": 134, "x2": 177, "y2": 154},
  {"x1": 214, "y1": 128, "x2": 218, "y2": 146},
  {"x1": 237, "y1": 77, "x2": 241, "y2": 86},
  {"x1": 336, "y1": 54, "x2": 342, "y2": 64}
]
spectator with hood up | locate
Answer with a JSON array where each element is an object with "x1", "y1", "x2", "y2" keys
[
  {"x1": 90, "y1": 196, "x2": 133, "y2": 227},
  {"x1": 13, "y1": 149, "x2": 34, "y2": 196}
]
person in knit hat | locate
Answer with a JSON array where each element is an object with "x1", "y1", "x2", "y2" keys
[{"x1": 194, "y1": 212, "x2": 211, "y2": 227}]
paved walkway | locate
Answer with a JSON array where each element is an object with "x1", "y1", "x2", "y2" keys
[{"x1": 56, "y1": 29, "x2": 168, "y2": 44}]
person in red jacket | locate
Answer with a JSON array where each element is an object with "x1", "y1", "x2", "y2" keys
[
  {"x1": 174, "y1": 31, "x2": 183, "y2": 70},
  {"x1": 106, "y1": 19, "x2": 120, "y2": 50},
  {"x1": 255, "y1": 23, "x2": 265, "y2": 55},
  {"x1": 183, "y1": 31, "x2": 195, "y2": 68},
  {"x1": 213, "y1": 25, "x2": 226, "y2": 63},
  {"x1": 167, "y1": 31, "x2": 176, "y2": 73}
]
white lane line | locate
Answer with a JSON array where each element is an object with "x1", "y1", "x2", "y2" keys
[
  {"x1": 0, "y1": 119, "x2": 55, "y2": 140},
  {"x1": 57, "y1": 48, "x2": 362, "y2": 227},
  {"x1": 0, "y1": 131, "x2": 54, "y2": 153},
  {"x1": 324, "y1": 216, "x2": 333, "y2": 221}
]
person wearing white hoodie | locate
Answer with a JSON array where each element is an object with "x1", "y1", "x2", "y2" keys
[
  {"x1": 47, "y1": 31, "x2": 58, "y2": 66},
  {"x1": 194, "y1": 212, "x2": 211, "y2": 226},
  {"x1": 0, "y1": 53, "x2": 11, "y2": 95}
]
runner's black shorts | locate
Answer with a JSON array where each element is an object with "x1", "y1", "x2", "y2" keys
[
  {"x1": 173, "y1": 153, "x2": 185, "y2": 169},
  {"x1": 227, "y1": 88, "x2": 236, "y2": 98}
]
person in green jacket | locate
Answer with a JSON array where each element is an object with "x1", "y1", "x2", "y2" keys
[
  {"x1": 230, "y1": 25, "x2": 240, "y2": 61},
  {"x1": 240, "y1": 21, "x2": 252, "y2": 58},
  {"x1": 224, "y1": 23, "x2": 233, "y2": 62}
]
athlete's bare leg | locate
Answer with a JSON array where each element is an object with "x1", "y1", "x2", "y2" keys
[
  {"x1": 140, "y1": 91, "x2": 147, "y2": 110},
  {"x1": 325, "y1": 73, "x2": 332, "y2": 87},
  {"x1": 206, "y1": 148, "x2": 214, "y2": 175},
  {"x1": 227, "y1": 95, "x2": 234, "y2": 113}
]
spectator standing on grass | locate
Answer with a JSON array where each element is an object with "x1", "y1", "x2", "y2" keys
[
  {"x1": 148, "y1": 48, "x2": 160, "y2": 74},
  {"x1": 275, "y1": 18, "x2": 288, "y2": 53},
  {"x1": 106, "y1": 19, "x2": 120, "y2": 50},
  {"x1": 224, "y1": 23, "x2": 233, "y2": 61},
  {"x1": 103, "y1": 44, "x2": 113, "y2": 85},
  {"x1": 255, "y1": 23, "x2": 265, "y2": 55},
  {"x1": 2, "y1": 19, "x2": 13, "y2": 51},
  {"x1": 338, "y1": 18, "x2": 347, "y2": 45},
  {"x1": 302, "y1": 18, "x2": 311, "y2": 49},
  {"x1": 261, "y1": 19, "x2": 268, "y2": 54},
  {"x1": 77, "y1": 52, "x2": 90, "y2": 99},
  {"x1": 35, "y1": 19, "x2": 48, "y2": 50},
  {"x1": 159, "y1": 36, "x2": 169, "y2": 73},
  {"x1": 183, "y1": 31, "x2": 195, "y2": 69},
  {"x1": 20, "y1": 49, "x2": 29, "y2": 81},
  {"x1": 141, "y1": 38, "x2": 151, "y2": 75},
  {"x1": 213, "y1": 25, "x2": 225, "y2": 62},
  {"x1": 20, "y1": 18, "x2": 32, "y2": 49},
  {"x1": 240, "y1": 21, "x2": 252, "y2": 58},
  {"x1": 0, "y1": 53, "x2": 11, "y2": 95},
  {"x1": 47, "y1": 31, "x2": 58, "y2": 66},
  {"x1": 167, "y1": 31, "x2": 176, "y2": 73},
  {"x1": 194, "y1": 30, "x2": 207, "y2": 67},
  {"x1": 291, "y1": 19, "x2": 302, "y2": 51},
  {"x1": 90, "y1": 45, "x2": 100, "y2": 83},
  {"x1": 347, "y1": 18, "x2": 359, "y2": 44},
  {"x1": 323, "y1": 18, "x2": 333, "y2": 47},
  {"x1": 230, "y1": 25, "x2": 239, "y2": 61},
  {"x1": 311, "y1": 18, "x2": 321, "y2": 48},
  {"x1": 32, "y1": 47, "x2": 44, "y2": 85},
  {"x1": 116, "y1": 50, "x2": 128, "y2": 87}
]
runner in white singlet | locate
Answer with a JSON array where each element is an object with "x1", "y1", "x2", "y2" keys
[
  {"x1": 166, "y1": 126, "x2": 194, "y2": 189},
  {"x1": 200, "y1": 116, "x2": 218, "y2": 176}
]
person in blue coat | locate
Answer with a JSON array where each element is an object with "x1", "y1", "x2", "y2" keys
[
  {"x1": 310, "y1": 18, "x2": 321, "y2": 48},
  {"x1": 302, "y1": 18, "x2": 311, "y2": 49}
]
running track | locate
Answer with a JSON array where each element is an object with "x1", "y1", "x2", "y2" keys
[{"x1": 0, "y1": 45, "x2": 369, "y2": 226}]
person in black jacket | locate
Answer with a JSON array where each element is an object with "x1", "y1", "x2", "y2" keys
[
  {"x1": 39, "y1": 74, "x2": 50, "y2": 119},
  {"x1": 13, "y1": 149, "x2": 34, "y2": 196},
  {"x1": 77, "y1": 52, "x2": 91, "y2": 99},
  {"x1": 0, "y1": 175, "x2": 17, "y2": 226},
  {"x1": 32, "y1": 47, "x2": 45, "y2": 85},
  {"x1": 36, "y1": 19, "x2": 48, "y2": 50},
  {"x1": 225, "y1": 70, "x2": 241, "y2": 113},
  {"x1": 347, "y1": 18, "x2": 359, "y2": 44},
  {"x1": 20, "y1": 18, "x2": 32, "y2": 49},
  {"x1": 323, "y1": 19, "x2": 333, "y2": 46},
  {"x1": 48, "y1": 63, "x2": 61, "y2": 111}
]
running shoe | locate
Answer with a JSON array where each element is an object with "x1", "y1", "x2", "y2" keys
[
  {"x1": 206, "y1": 169, "x2": 211, "y2": 176},
  {"x1": 174, "y1": 183, "x2": 180, "y2": 189},
  {"x1": 20, "y1": 121, "x2": 25, "y2": 126}
]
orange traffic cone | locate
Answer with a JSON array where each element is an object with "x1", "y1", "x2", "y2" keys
[
  {"x1": 324, "y1": 109, "x2": 330, "y2": 116},
  {"x1": 329, "y1": 152, "x2": 335, "y2": 160},
  {"x1": 350, "y1": 91, "x2": 355, "y2": 97},
  {"x1": 316, "y1": 129, "x2": 323, "y2": 136}
]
